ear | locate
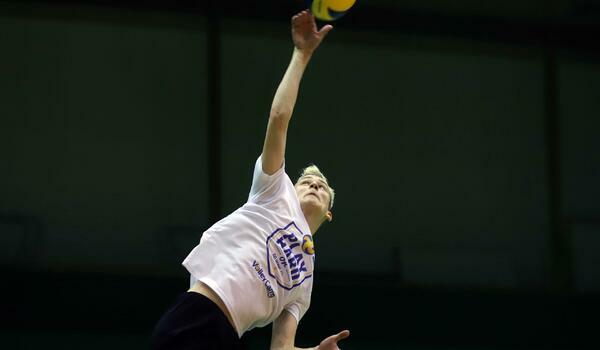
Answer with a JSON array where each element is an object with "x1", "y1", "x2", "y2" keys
[{"x1": 325, "y1": 210, "x2": 333, "y2": 223}]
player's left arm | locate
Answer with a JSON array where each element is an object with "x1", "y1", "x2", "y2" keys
[{"x1": 270, "y1": 310, "x2": 350, "y2": 350}]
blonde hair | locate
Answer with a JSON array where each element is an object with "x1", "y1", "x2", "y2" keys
[{"x1": 298, "y1": 165, "x2": 335, "y2": 209}]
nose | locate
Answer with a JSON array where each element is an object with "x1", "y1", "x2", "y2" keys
[{"x1": 309, "y1": 181, "x2": 319, "y2": 190}]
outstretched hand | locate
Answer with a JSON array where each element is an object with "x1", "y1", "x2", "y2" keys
[
  {"x1": 291, "y1": 10, "x2": 333, "y2": 54},
  {"x1": 317, "y1": 330, "x2": 350, "y2": 350}
]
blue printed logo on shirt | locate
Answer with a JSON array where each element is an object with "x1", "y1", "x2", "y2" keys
[{"x1": 266, "y1": 222, "x2": 314, "y2": 290}]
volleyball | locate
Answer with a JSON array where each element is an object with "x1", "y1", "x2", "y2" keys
[{"x1": 308, "y1": 0, "x2": 357, "y2": 21}]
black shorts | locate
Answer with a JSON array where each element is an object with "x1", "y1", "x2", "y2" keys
[{"x1": 151, "y1": 292, "x2": 242, "y2": 350}]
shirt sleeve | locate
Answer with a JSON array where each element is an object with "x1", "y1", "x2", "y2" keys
[
  {"x1": 248, "y1": 155, "x2": 286, "y2": 203},
  {"x1": 283, "y1": 290, "x2": 312, "y2": 324}
]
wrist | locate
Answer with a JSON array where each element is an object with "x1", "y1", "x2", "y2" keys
[{"x1": 293, "y1": 47, "x2": 313, "y2": 63}]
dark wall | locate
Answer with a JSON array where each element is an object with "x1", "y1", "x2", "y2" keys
[
  {"x1": 558, "y1": 56, "x2": 600, "y2": 293},
  {"x1": 0, "y1": 9, "x2": 209, "y2": 275}
]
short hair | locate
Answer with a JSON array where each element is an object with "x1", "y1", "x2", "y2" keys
[{"x1": 297, "y1": 164, "x2": 335, "y2": 209}]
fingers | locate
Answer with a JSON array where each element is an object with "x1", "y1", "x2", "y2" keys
[
  {"x1": 292, "y1": 10, "x2": 313, "y2": 25},
  {"x1": 293, "y1": 10, "x2": 333, "y2": 32},
  {"x1": 318, "y1": 24, "x2": 334, "y2": 37},
  {"x1": 334, "y1": 330, "x2": 350, "y2": 341}
]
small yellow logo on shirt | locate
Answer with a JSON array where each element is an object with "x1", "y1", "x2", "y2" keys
[{"x1": 302, "y1": 235, "x2": 315, "y2": 255}]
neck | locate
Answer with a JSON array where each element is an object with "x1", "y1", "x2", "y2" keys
[{"x1": 302, "y1": 208, "x2": 324, "y2": 234}]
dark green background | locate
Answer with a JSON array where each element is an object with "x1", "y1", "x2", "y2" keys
[{"x1": 1, "y1": 1, "x2": 599, "y2": 349}]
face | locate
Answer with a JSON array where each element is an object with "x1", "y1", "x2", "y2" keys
[{"x1": 294, "y1": 175, "x2": 332, "y2": 222}]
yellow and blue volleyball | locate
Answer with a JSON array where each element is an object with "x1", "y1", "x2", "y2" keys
[{"x1": 308, "y1": 0, "x2": 357, "y2": 21}]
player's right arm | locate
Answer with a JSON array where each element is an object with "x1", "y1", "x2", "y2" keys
[
  {"x1": 261, "y1": 11, "x2": 333, "y2": 175},
  {"x1": 270, "y1": 310, "x2": 349, "y2": 350}
]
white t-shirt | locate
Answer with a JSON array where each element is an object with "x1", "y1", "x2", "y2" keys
[{"x1": 182, "y1": 156, "x2": 315, "y2": 338}]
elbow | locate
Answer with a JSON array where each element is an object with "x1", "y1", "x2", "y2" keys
[{"x1": 269, "y1": 108, "x2": 292, "y2": 122}]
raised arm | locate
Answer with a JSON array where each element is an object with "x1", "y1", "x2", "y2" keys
[
  {"x1": 261, "y1": 10, "x2": 333, "y2": 175},
  {"x1": 270, "y1": 310, "x2": 349, "y2": 350}
]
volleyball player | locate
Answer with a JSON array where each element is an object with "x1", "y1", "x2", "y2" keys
[{"x1": 151, "y1": 10, "x2": 349, "y2": 350}]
